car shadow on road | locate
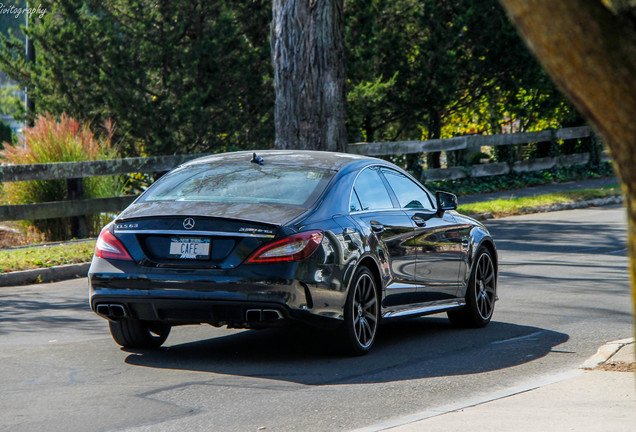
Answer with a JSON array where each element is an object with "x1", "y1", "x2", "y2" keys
[{"x1": 124, "y1": 318, "x2": 568, "y2": 385}]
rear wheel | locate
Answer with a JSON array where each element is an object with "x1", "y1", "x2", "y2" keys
[
  {"x1": 108, "y1": 318, "x2": 171, "y2": 349},
  {"x1": 448, "y1": 247, "x2": 496, "y2": 328},
  {"x1": 341, "y1": 266, "x2": 379, "y2": 355}
]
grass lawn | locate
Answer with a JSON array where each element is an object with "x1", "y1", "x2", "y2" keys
[
  {"x1": 457, "y1": 186, "x2": 621, "y2": 218},
  {"x1": 0, "y1": 240, "x2": 95, "y2": 273},
  {"x1": 0, "y1": 186, "x2": 623, "y2": 274}
]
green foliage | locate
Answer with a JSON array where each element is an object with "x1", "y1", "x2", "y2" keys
[
  {"x1": 427, "y1": 162, "x2": 616, "y2": 196},
  {"x1": 0, "y1": 0, "x2": 274, "y2": 155},
  {"x1": 0, "y1": 0, "x2": 584, "y2": 158},
  {"x1": 0, "y1": 118, "x2": 15, "y2": 146},
  {"x1": 346, "y1": 73, "x2": 398, "y2": 142},
  {"x1": 0, "y1": 83, "x2": 22, "y2": 117},
  {"x1": 344, "y1": 0, "x2": 580, "y2": 149},
  {"x1": 0, "y1": 113, "x2": 124, "y2": 240}
]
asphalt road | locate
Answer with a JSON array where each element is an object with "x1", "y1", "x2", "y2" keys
[{"x1": 0, "y1": 205, "x2": 632, "y2": 432}]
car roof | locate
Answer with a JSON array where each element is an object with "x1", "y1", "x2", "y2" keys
[{"x1": 181, "y1": 150, "x2": 378, "y2": 172}]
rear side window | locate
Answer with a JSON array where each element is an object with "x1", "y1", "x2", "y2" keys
[
  {"x1": 380, "y1": 168, "x2": 435, "y2": 210},
  {"x1": 140, "y1": 163, "x2": 334, "y2": 208},
  {"x1": 351, "y1": 168, "x2": 394, "y2": 211}
]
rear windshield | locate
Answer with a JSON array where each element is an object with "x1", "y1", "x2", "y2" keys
[{"x1": 139, "y1": 163, "x2": 334, "y2": 208}]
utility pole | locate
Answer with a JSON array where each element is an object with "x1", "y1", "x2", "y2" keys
[{"x1": 25, "y1": 2, "x2": 35, "y2": 127}]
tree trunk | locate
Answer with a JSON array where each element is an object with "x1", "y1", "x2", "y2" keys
[
  {"x1": 271, "y1": 0, "x2": 346, "y2": 151},
  {"x1": 497, "y1": 0, "x2": 636, "y2": 334}
]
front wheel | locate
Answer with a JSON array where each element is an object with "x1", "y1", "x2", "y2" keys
[
  {"x1": 340, "y1": 266, "x2": 380, "y2": 355},
  {"x1": 108, "y1": 318, "x2": 171, "y2": 349},
  {"x1": 448, "y1": 247, "x2": 496, "y2": 328}
]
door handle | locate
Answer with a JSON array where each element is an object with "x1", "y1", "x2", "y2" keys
[
  {"x1": 461, "y1": 239, "x2": 470, "y2": 249},
  {"x1": 370, "y1": 221, "x2": 385, "y2": 233},
  {"x1": 411, "y1": 215, "x2": 427, "y2": 227}
]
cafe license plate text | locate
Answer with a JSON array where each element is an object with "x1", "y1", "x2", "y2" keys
[{"x1": 169, "y1": 238, "x2": 210, "y2": 259}]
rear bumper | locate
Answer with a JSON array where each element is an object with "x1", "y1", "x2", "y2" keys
[
  {"x1": 90, "y1": 295, "x2": 339, "y2": 329},
  {"x1": 88, "y1": 256, "x2": 345, "y2": 330}
]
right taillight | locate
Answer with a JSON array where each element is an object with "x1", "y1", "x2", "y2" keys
[
  {"x1": 246, "y1": 230, "x2": 324, "y2": 263},
  {"x1": 95, "y1": 227, "x2": 133, "y2": 261}
]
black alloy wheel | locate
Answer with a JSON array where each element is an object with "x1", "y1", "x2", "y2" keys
[
  {"x1": 342, "y1": 266, "x2": 380, "y2": 355},
  {"x1": 448, "y1": 247, "x2": 496, "y2": 328},
  {"x1": 109, "y1": 318, "x2": 171, "y2": 349}
]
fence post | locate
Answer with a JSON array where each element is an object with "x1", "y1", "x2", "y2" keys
[
  {"x1": 549, "y1": 128, "x2": 560, "y2": 157},
  {"x1": 588, "y1": 131, "x2": 602, "y2": 167},
  {"x1": 67, "y1": 178, "x2": 88, "y2": 238}
]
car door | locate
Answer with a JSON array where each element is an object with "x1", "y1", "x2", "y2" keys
[
  {"x1": 349, "y1": 167, "x2": 420, "y2": 307},
  {"x1": 380, "y1": 167, "x2": 463, "y2": 301}
]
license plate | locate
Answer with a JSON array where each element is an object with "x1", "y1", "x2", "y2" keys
[{"x1": 169, "y1": 238, "x2": 210, "y2": 259}]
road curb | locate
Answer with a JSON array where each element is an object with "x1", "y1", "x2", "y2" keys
[
  {"x1": 0, "y1": 262, "x2": 90, "y2": 287},
  {"x1": 580, "y1": 337, "x2": 635, "y2": 370}
]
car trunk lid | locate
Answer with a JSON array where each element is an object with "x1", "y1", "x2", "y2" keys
[{"x1": 112, "y1": 202, "x2": 301, "y2": 268}]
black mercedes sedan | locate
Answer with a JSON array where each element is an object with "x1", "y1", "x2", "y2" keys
[{"x1": 89, "y1": 150, "x2": 498, "y2": 355}]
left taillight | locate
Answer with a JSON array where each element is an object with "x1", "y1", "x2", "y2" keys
[
  {"x1": 95, "y1": 227, "x2": 133, "y2": 261},
  {"x1": 246, "y1": 230, "x2": 324, "y2": 263}
]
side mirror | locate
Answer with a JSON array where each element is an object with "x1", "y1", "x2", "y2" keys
[{"x1": 435, "y1": 191, "x2": 458, "y2": 215}]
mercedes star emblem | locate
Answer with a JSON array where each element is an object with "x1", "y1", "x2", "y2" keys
[{"x1": 183, "y1": 218, "x2": 195, "y2": 230}]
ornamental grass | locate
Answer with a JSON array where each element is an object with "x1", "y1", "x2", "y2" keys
[{"x1": 1, "y1": 113, "x2": 124, "y2": 241}]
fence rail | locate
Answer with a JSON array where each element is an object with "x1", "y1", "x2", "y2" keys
[
  {"x1": 347, "y1": 126, "x2": 592, "y2": 156},
  {"x1": 0, "y1": 154, "x2": 206, "y2": 237},
  {"x1": 0, "y1": 126, "x2": 603, "y2": 234},
  {"x1": 0, "y1": 196, "x2": 137, "y2": 221},
  {"x1": 0, "y1": 154, "x2": 203, "y2": 182}
]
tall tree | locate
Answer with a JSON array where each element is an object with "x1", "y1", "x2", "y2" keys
[
  {"x1": 271, "y1": 0, "x2": 346, "y2": 151},
  {"x1": 345, "y1": 0, "x2": 578, "y2": 167},
  {"x1": 0, "y1": 0, "x2": 274, "y2": 155},
  {"x1": 497, "y1": 0, "x2": 636, "y2": 330}
]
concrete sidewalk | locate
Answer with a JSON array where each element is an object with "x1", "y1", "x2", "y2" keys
[{"x1": 370, "y1": 339, "x2": 635, "y2": 432}]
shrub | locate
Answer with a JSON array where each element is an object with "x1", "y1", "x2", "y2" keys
[
  {"x1": 0, "y1": 119, "x2": 14, "y2": 147},
  {"x1": 1, "y1": 113, "x2": 124, "y2": 241}
]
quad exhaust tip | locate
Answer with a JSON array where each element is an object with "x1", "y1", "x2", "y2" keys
[
  {"x1": 246, "y1": 309, "x2": 283, "y2": 322},
  {"x1": 95, "y1": 304, "x2": 128, "y2": 320}
]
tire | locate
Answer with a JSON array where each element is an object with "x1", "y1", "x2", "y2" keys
[
  {"x1": 108, "y1": 318, "x2": 171, "y2": 349},
  {"x1": 340, "y1": 266, "x2": 380, "y2": 355},
  {"x1": 448, "y1": 247, "x2": 496, "y2": 328}
]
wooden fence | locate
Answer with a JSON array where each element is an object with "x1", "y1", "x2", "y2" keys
[
  {"x1": 0, "y1": 126, "x2": 603, "y2": 237},
  {"x1": 0, "y1": 154, "x2": 203, "y2": 237},
  {"x1": 347, "y1": 126, "x2": 602, "y2": 182}
]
